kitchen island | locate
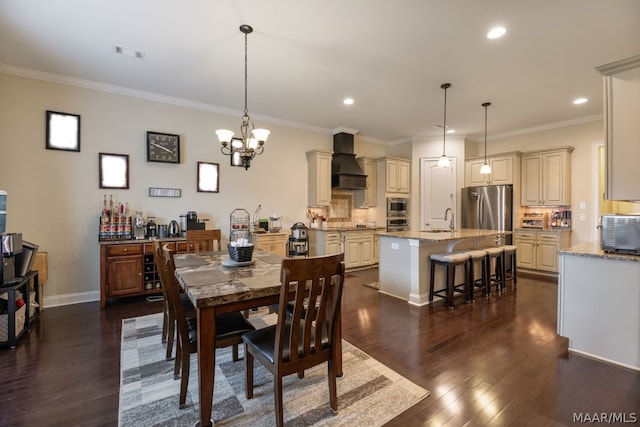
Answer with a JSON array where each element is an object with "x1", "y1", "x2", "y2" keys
[
  {"x1": 558, "y1": 242, "x2": 640, "y2": 371},
  {"x1": 377, "y1": 229, "x2": 510, "y2": 305}
]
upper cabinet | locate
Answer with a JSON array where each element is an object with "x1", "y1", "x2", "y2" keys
[
  {"x1": 521, "y1": 147, "x2": 573, "y2": 206},
  {"x1": 354, "y1": 157, "x2": 377, "y2": 207},
  {"x1": 465, "y1": 152, "x2": 521, "y2": 187},
  {"x1": 306, "y1": 150, "x2": 332, "y2": 207},
  {"x1": 596, "y1": 55, "x2": 640, "y2": 201},
  {"x1": 377, "y1": 157, "x2": 410, "y2": 194}
]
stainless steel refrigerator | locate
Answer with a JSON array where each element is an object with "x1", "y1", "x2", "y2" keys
[{"x1": 461, "y1": 185, "x2": 513, "y2": 236}]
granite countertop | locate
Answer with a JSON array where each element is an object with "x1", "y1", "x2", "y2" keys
[
  {"x1": 98, "y1": 236, "x2": 186, "y2": 245},
  {"x1": 308, "y1": 226, "x2": 385, "y2": 232},
  {"x1": 377, "y1": 228, "x2": 511, "y2": 242},
  {"x1": 513, "y1": 227, "x2": 572, "y2": 233},
  {"x1": 559, "y1": 241, "x2": 640, "y2": 262}
]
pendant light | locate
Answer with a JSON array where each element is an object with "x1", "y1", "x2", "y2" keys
[
  {"x1": 216, "y1": 25, "x2": 270, "y2": 170},
  {"x1": 437, "y1": 83, "x2": 451, "y2": 168},
  {"x1": 480, "y1": 102, "x2": 492, "y2": 174}
]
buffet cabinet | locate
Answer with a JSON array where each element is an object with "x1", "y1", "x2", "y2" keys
[
  {"x1": 513, "y1": 229, "x2": 571, "y2": 274},
  {"x1": 252, "y1": 232, "x2": 287, "y2": 257},
  {"x1": 99, "y1": 239, "x2": 187, "y2": 308}
]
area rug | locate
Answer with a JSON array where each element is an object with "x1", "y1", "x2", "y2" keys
[{"x1": 119, "y1": 312, "x2": 429, "y2": 426}]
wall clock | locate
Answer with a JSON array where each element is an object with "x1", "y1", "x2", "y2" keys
[{"x1": 146, "y1": 131, "x2": 180, "y2": 163}]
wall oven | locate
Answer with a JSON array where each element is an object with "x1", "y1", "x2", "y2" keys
[
  {"x1": 387, "y1": 217, "x2": 409, "y2": 232},
  {"x1": 387, "y1": 197, "x2": 408, "y2": 217}
]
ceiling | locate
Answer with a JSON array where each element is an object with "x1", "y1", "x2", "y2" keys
[{"x1": 1, "y1": 0, "x2": 639, "y2": 143}]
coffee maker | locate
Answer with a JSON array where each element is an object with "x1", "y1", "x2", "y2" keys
[
  {"x1": 133, "y1": 211, "x2": 146, "y2": 240},
  {"x1": 185, "y1": 211, "x2": 206, "y2": 231}
]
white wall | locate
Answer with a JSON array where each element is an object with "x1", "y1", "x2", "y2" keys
[{"x1": 0, "y1": 73, "x2": 387, "y2": 305}]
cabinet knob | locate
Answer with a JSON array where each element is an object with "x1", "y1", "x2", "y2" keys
[{"x1": 124, "y1": 248, "x2": 128, "y2": 252}]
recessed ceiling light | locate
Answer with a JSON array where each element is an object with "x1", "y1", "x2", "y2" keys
[
  {"x1": 487, "y1": 26, "x2": 507, "y2": 39},
  {"x1": 113, "y1": 45, "x2": 145, "y2": 60},
  {"x1": 573, "y1": 97, "x2": 588, "y2": 105},
  {"x1": 434, "y1": 124, "x2": 455, "y2": 133},
  {"x1": 343, "y1": 98, "x2": 354, "y2": 105}
]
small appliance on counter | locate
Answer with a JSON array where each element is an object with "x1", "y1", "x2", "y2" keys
[
  {"x1": 289, "y1": 222, "x2": 309, "y2": 257},
  {"x1": 600, "y1": 214, "x2": 640, "y2": 254},
  {"x1": 146, "y1": 217, "x2": 157, "y2": 238},
  {"x1": 133, "y1": 211, "x2": 146, "y2": 240},
  {"x1": 168, "y1": 220, "x2": 180, "y2": 237},
  {"x1": 185, "y1": 211, "x2": 206, "y2": 231},
  {"x1": 1, "y1": 232, "x2": 22, "y2": 283}
]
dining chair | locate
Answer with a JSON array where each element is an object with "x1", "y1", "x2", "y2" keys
[
  {"x1": 160, "y1": 246, "x2": 256, "y2": 409},
  {"x1": 153, "y1": 240, "x2": 195, "y2": 360},
  {"x1": 241, "y1": 253, "x2": 346, "y2": 427},
  {"x1": 186, "y1": 229, "x2": 222, "y2": 252}
]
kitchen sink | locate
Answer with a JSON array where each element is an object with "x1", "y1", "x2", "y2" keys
[{"x1": 420, "y1": 229, "x2": 454, "y2": 233}]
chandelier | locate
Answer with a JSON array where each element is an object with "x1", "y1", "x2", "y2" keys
[
  {"x1": 216, "y1": 25, "x2": 270, "y2": 170},
  {"x1": 437, "y1": 83, "x2": 451, "y2": 168}
]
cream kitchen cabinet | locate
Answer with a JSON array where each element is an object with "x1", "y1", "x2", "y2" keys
[
  {"x1": 514, "y1": 230, "x2": 571, "y2": 273},
  {"x1": 344, "y1": 230, "x2": 375, "y2": 269},
  {"x1": 465, "y1": 152, "x2": 521, "y2": 187},
  {"x1": 521, "y1": 147, "x2": 573, "y2": 206},
  {"x1": 306, "y1": 150, "x2": 332, "y2": 207},
  {"x1": 252, "y1": 232, "x2": 287, "y2": 257},
  {"x1": 354, "y1": 157, "x2": 377, "y2": 207},
  {"x1": 596, "y1": 55, "x2": 640, "y2": 200},
  {"x1": 308, "y1": 230, "x2": 342, "y2": 257},
  {"x1": 377, "y1": 157, "x2": 410, "y2": 194}
]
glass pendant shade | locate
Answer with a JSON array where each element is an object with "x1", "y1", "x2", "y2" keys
[
  {"x1": 437, "y1": 154, "x2": 449, "y2": 167},
  {"x1": 216, "y1": 129, "x2": 234, "y2": 144},
  {"x1": 480, "y1": 163, "x2": 492, "y2": 174},
  {"x1": 252, "y1": 128, "x2": 270, "y2": 142}
]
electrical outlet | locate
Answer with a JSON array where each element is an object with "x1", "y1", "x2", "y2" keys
[
  {"x1": 391, "y1": 243, "x2": 399, "y2": 250},
  {"x1": 579, "y1": 213, "x2": 586, "y2": 221},
  {"x1": 579, "y1": 202, "x2": 586, "y2": 209}
]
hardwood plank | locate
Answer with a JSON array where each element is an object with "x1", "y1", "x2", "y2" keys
[{"x1": 0, "y1": 271, "x2": 638, "y2": 426}]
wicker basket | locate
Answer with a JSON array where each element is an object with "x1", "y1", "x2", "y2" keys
[{"x1": 228, "y1": 243, "x2": 254, "y2": 262}]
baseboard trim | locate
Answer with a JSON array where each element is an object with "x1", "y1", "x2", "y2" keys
[{"x1": 43, "y1": 291, "x2": 100, "y2": 308}]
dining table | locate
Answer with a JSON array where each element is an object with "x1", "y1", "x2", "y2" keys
[{"x1": 173, "y1": 249, "x2": 343, "y2": 427}]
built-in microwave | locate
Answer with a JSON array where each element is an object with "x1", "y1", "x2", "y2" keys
[
  {"x1": 387, "y1": 217, "x2": 410, "y2": 232},
  {"x1": 387, "y1": 197, "x2": 408, "y2": 218}
]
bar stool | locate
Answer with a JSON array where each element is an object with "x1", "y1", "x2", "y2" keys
[
  {"x1": 463, "y1": 249, "x2": 488, "y2": 300},
  {"x1": 429, "y1": 252, "x2": 470, "y2": 308},
  {"x1": 500, "y1": 245, "x2": 517, "y2": 288},
  {"x1": 482, "y1": 246, "x2": 505, "y2": 293}
]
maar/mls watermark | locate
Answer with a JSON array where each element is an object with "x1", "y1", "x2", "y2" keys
[{"x1": 573, "y1": 412, "x2": 638, "y2": 424}]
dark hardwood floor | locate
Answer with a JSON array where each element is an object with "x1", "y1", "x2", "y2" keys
[{"x1": 1, "y1": 270, "x2": 638, "y2": 426}]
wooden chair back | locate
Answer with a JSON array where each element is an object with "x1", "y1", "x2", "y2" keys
[
  {"x1": 275, "y1": 253, "x2": 345, "y2": 372},
  {"x1": 186, "y1": 229, "x2": 222, "y2": 252}
]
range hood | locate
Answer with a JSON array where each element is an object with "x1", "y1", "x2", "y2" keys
[{"x1": 331, "y1": 131, "x2": 367, "y2": 190}]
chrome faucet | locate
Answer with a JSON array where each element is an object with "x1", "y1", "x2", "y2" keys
[{"x1": 444, "y1": 208, "x2": 455, "y2": 231}]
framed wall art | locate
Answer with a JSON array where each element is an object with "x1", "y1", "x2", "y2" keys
[
  {"x1": 99, "y1": 153, "x2": 129, "y2": 189},
  {"x1": 197, "y1": 162, "x2": 219, "y2": 193},
  {"x1": 46, "y1": 110, "x2": 81, "y2": 152}
]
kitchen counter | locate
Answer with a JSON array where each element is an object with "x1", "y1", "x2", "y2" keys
[
  {"x1": 558, "y1": 241, "x2": 640, "y2": 371},
  {"x1": 377, "y1": 228, "x2": 510, "y2": 305},
  {"x1": 308, "y1": 226, "x2": 385, "y2": 232},
  {"x1": 558, "y1": 241, "x2": 640, "y2": 262},
  {"x1": 98, "y1": 237, "x2": 186, "y2": 245}
]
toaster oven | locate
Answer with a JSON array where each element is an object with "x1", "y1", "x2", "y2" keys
[{"x1": 600, "y1": 214, "x2": 640, "y2": 254}]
